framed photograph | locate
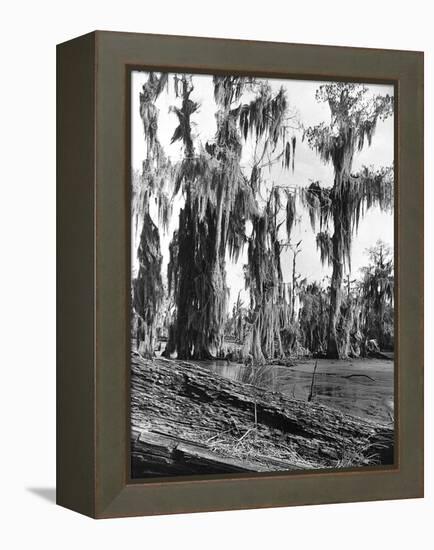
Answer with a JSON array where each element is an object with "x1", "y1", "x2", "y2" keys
[{"x1": 57, "y1": 31, "x2": 423, "y2": 518}]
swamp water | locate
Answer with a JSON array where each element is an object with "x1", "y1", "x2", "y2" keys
[{"x1": 199, "y1": 358, "x2": 394, "y2": 426}]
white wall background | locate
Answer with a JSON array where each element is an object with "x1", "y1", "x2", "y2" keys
[{"x1": 0, "y1": 1, "x2": 431, "y2": 547}]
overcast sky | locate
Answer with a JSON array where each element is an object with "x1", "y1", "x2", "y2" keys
[{"x1": 131, "y1": 71, "x2": 394, "y2": 308}]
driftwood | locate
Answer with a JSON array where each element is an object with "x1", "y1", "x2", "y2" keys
[{"x1": 131, "y1": 353, "x2": 393, "y2": 478}]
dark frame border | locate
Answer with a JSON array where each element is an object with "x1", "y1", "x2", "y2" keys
[{"x1": 57, "y1": 31, "x2": 423, "y2": 519}]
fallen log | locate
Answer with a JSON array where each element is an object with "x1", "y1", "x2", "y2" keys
[
  {"x1": 131, "y1": 428, "x2": 303, "y2": 476},
  {"x1": 131, "y1": 353, "x2": 394, "y2": 478}
]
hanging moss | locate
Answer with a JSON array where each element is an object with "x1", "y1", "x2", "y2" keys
[
  {"x1": 304, "y1": 83, "x2": 394, "y2": 359},
  {"x1": 165, "y1": 75, "x2": 298, "y2": 362},
  {"x1": 243, "y1": 185, "x2": 298, "y2": 363},
  {"x1": 132, "y1": 72, "x2": 171, "y2": 358},
  {"x1": 301, "y1": 181, "x2": 332, "y2": 232},
  {"x1": 359, "y1": 241, "x2": 394, "y2": 351},
  {"x1": 132, "y1": 212, "x2": 164, "y2": 358},
  {"x1": 316, "y1": 231, "x2": 333, "y2": 266},
  {"x1": 166, "y1": 75, "x2": 258, "y2": 359},
  {"x1": 286, "y1": 191, "x2": 296, "y2": 237},
  {"x1": 298, "y1": 282, "x2": 330, "y2": 355}
]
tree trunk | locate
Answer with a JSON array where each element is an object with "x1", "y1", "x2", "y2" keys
[
  {"x1": 138, "y1": 324, "x2": 155, "y2": 358},
  {"x1": 326, "y1": 158, "x2": 352, "y2": 359},
  {"x1": 132, "y1": 210, "x2": 163, "y2": 359},
  {"x1": 249, "y1": 323, "x2": 266, "y2": 366},
  {"x1": 173, "y1": 201, "x2": 223, "y2": 361},
  {"x1": 377, "y1": 300, "x2": 385, "y2": 350},
  {"x1": 162, "y1": 324, "x2": 176, "y2": 358},
  {"x1": 340, "y1": 303, "x2": 354, "y2": 358},
  {"x1": 327, "y1": 211, "x2": 344, "y2": 359},
  {"x1": 242, "y1": 304, "x2": 266, "y2": 365},
  {"x1": 291, "y1": 253, "x2": 297, "y2": 323},
  {"x1": 173, "y1": 203, "x2": 196, "y2": 359}
]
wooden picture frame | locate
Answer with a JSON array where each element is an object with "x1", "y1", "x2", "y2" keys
[{"x1": 57, "y1": 30, "x2": 424, "y2": 518}]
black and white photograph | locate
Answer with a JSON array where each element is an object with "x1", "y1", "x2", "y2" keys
[{"x1": 130, "y1": 70, "x2": 395, "y2": 478}]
